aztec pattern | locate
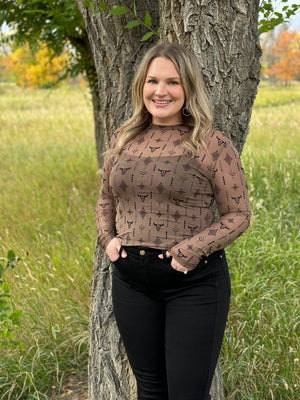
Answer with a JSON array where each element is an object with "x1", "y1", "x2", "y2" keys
[{"x1": 96, "y1": 124, "x2": 250, "y2": 269}]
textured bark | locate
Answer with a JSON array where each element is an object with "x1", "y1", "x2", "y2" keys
[
  {"x1": 76, "y1": 0, "x2": 160, "y2": 165},
  {"x1": 75, "y1": 1, "x2": 160, "y2": 399},
  {"x1": 89, "y1": 246, "x2": 136, "y2": 399},
  {"x1": 79, "y1": 38, "x2": 104, "y2": 169},
  {"x1": 160, "y1": 0, "x2": 261, "y2": 153},
  {"x1": 76, "y1": 1, "x2": 261, "y2": 399}
]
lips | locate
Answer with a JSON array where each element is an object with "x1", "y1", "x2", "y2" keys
[{"x1": 153, "y1": 100, "x2": 172, "y2": 105}]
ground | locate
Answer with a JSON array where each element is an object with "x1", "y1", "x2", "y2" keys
[{"x1": 49, "y1": 373, "x2": 88, "y2": 400}]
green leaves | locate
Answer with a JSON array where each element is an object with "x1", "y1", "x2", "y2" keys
[
  {"x1": 1, "y1": 282, "x2": 10, "y2": 294},
  {"x1": 89, "y1": 0, "x2": 300, "y2": 42},
  {"x1": 144, "y1": 11, "x2": 151, "y2": 28},
  {"x1": 99, "y1": 1, "x2": 107, "y2": 11},
  {"x1": 90, "y1": 0, "x2": 160, "y2": 42},
  {"x1": 0, "y1": 249, "x2": 20, "y2": 279},
  {"x1": 259, "y1": 1, "x2": 300, "y2": 34},
  {"x1": 7, "y1": 249, "x2": 15, "y2": 259},
  {"x1": 125, "y1": 20, "x2": 141, "y2": 29},
  {"x1": 0, "y1": 263, "x2": 4, "y2": 278},
  {"x1": 83, "y1": 0, "x2": 95, "y2": 10},
  {"x1": 141, "y1": 31, "x2": 154, "y2": 42},
  {"x1": 109, "y1": 6, "x2": 127, "y2": 16},
  {"x1": 0, "y1": 250, "x2": 23, "y2": 349}
]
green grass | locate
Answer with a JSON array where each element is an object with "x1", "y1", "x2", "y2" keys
[
  {"x1": 0, "y1": 84, "x2": 98, "y2": 398},
  {"x1": 0, "y1": 82, "x2": 299, "y2": 399},
  {"x1": 223, "y1": 82, "x2": 300, "y2": 399}
]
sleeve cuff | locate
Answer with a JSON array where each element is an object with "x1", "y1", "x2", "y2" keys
[{"x1": 168, "y1": 246, "x2": 204, "y2": 270}]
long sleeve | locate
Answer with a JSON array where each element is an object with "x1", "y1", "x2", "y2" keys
[
  {"x1": 96, "y1": 133, "x2": 118, "y2": 249},
  {"x1": 169, "y1": 140, "x2": 251, "y2": 269},
  {"x1": 96, "y1": 125, "x2": 251, "y2": 269}
]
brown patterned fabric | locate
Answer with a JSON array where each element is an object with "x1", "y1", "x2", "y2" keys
[{"x1": 96, "y1": 124, "x2": 251, "y2": 269}]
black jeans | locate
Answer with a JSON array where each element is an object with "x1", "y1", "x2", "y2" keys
[{"x1": 112, "y1": 246, "x2": 231, "y2": 400}]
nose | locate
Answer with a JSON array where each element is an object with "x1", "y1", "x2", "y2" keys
[{"x1": 155, "y1": 83, "x2": 166, "y2": 96}]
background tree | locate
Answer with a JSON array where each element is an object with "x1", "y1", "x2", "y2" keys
[
  {"x1": 1, "y1": 42, "x2": 69, "y2": 88},
  {"x1": 1, "y1": 0, "x2": 299, "y2": 397},
  {"x1": 0, "y1": 0, "x2": 104, "y2": 166},
  {"x1": 265, "y1": 30, "x2": 300, "y2": 84},
  {"x1": 258, "y1": 0, "x2": 300, "y2": 34},
  {"x1": 260, "y1": 28, "x2": 279, "y2": 75},
  {"x1": 75, "y1": 0, "x2": 261, "y2": 399},
  {"x1": 1, "y1": 0, "x2": 299, "y2": 165}
]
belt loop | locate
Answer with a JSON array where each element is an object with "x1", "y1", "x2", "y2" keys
[{"x1": 162, "y1": 250, "x2": 167, "y2": 260}]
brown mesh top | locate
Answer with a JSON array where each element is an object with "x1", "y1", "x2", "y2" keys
[{"x1": 96, "y1": 124, "x2": 251, "y2": 269}]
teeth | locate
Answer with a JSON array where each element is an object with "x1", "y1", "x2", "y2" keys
[{"x1": 154, "y1": 100, "x2": 171, "y2": 104}]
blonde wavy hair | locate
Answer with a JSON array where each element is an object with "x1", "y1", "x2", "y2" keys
[{"x1": 110, "y1": 43, "x2": 212, "y2": 157}]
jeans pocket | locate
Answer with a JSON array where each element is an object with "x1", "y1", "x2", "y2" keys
[
  {"x1": 113, "y1": 252, "x2": 147, "y2": 285},
  {"x1": 211, "y1": 252, "x2": 231, "y2": 296},
  {"x1": 112, "y1": 245, "x2": 124, "y2": 264}
]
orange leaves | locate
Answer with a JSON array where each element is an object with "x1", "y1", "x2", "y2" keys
[
  {"x1": 1, "y1": 43, "x2": 69, "y2": 88},
  {"x1": 265, "y1": 30, "x2": 300, "y2": 84}
]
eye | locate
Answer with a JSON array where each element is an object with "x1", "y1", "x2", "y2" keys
[
  {"x1": 147, "y1": 79, "x2": 157, "y2": 84},
  {"x1": 169, "y1": 81, "x2": 179, "y2": 85}
]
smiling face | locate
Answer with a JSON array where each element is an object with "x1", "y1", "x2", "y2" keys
[{"x1": 143, "y1": 57, "x2": 185, "y2": 126}]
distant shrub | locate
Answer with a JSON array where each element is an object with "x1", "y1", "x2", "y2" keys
[{"x1": 0, "y1": 250, "x2": 23, "y2": 349}]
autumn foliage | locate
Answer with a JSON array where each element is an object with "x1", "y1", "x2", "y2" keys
[
  {"x1": 264, "y1": 30, "x2": 300, "y2": 84},
  {"x1": 1, "y1": 42, "x2": 69, "y2": 88}
]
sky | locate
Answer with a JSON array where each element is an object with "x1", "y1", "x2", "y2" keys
[{"x1": 277, "y1": 0, "x2": 300, "y2": 29}]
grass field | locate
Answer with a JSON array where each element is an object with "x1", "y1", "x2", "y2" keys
[{"x1": 0, "y1": 82, "x2": 299, "y2": 399}]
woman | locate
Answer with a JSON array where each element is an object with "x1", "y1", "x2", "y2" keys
[{"x1": 96, "y1": 43, "x2": 251, "y2": 400}]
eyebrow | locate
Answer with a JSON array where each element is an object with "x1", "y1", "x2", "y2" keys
[{"x1": 146, "y1": 75, "x2": 180, "y2": 80}]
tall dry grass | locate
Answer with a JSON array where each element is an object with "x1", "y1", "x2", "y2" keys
[{"x1": 0, "y1": 82, "x2": 299, "y2": 399}]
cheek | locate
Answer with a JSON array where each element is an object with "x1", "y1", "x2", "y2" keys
[
  {"x1": 142, "y1": 87, "x2": 146, "y2": 106},
  {"x1": 175, "y1": 87, "x2": 185, "y2": 106},
  {"x1": 179, "y1": 88, "x2": 185, "y2": 103},
  {"x1": 142, "y1": 87, "x2": 152, "y2": 112},
  {"x1": 143, "y1": 84, "x2": 151, "y2": 98}
]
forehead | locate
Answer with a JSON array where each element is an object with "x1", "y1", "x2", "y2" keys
[{"x1": 146, "y1": 57, "x2": 180, "y2": 78}]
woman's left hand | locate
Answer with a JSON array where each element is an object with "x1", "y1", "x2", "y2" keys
[{"x1": 158, "y1": 251, "x2": 189, "y2": 273}]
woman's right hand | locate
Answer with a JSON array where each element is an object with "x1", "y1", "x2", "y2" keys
[{"x1": 105, "y1": 237, "x2": 127, "y2": 262}]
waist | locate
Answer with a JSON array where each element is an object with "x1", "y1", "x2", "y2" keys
[{"x1": 122, "y1": 245, "x2": 225, "y2": 263}]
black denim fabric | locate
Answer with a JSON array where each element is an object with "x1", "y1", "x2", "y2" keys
[{"x1": 112, "y1": 247, "x2": 231, "y2": 400}]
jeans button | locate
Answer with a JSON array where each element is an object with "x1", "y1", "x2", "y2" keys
[{"x1": 139, "y1": 250, "x2": 146, "y2": 256}]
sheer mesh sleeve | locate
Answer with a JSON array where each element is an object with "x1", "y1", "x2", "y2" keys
[
  {"x1": 95, "y1": 132, "x2": 118, "y2": 249},
  {"x1": 169, "y1": 139, "x2": 251, "y2": 269}
]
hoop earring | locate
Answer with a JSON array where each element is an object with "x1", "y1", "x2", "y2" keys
[{"x1": 182, "y1": 107, "x2": 190, "y2": 117}]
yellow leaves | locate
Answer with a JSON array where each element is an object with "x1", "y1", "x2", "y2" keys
[
  {"x1": 1, "y1": 42, "x2": 70, "y2": 89},
  {"x1": 264, "y1": 30, "x2": 300, "y2": 84},
  {"x1": 60, "y1": 390, "x2": 73, "y2": 397}
]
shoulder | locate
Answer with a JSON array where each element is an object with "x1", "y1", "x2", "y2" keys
[
  {"x1": 191, "y1": 129, "x2": 241, "y2": 177},
  {"x1": 204, "y1": 129, "x2": 240, "y2": 158},
  {"x1": 205, "y1": 129, "x2": 233, "y2": 151},
  {"x1": 107, "y1": 128, "x2": 121, "y2": 150}
]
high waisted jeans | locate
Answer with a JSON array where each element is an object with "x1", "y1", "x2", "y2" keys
[{"x1": 112, "y1": 246, "x2": 231, "y2": 400}]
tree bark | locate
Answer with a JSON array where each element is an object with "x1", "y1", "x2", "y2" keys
[
  {"x1": 69, "y1": 34, "x2": 104, "y2": 169},
  {"x1": 76, "y1": 1, "x2": 160, "y2": 399},
  {"x1": 160, "y1": 0, "x2": 261, "y2": 154},
  {"x1": 76, "y1": 1, "x2": 261, "y2": 399}
]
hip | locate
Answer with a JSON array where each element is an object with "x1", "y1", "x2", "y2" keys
[{"x1": 113, "y1": 246, "x2": 231, "y2": 293}]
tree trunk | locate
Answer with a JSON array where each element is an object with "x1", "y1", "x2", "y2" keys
[
  {"x1": 85, "y1": 60, "x2": 104, "y2": 169},
  {"x1": 76, "y1": 1, "x2": 160, "y2": 399},
  {"x1": 69, "y1": 35, "x2": 105, "y2": 169},
  {"x1": 160, "y1": 0, "x2": 261, "y2": 154},
  {"x1": 76, "y1": 1, "x2": 261, "y2": 399}
]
